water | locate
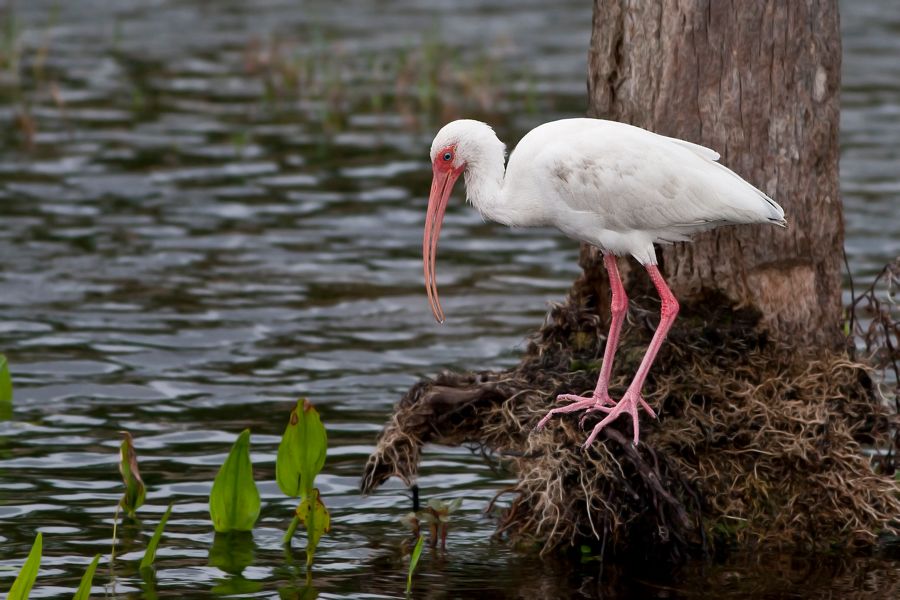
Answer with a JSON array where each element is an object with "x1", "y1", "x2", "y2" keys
[{"x1": 0, "y1": 1, "x2": 897, "y2": 598}]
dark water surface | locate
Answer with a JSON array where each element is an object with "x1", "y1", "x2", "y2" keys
[{"x1": 0, "y1": 1, "x2": 897, "y2": 598}]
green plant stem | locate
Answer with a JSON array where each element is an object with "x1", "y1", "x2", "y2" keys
[
  {"x1": 111, "y1": 500, "x2": 121, "y2": 563},
  {"x1": 283, "y1": 514, "x2": 300, "y2": 545}
]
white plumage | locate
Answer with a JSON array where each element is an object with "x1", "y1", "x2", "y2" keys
[
  {"x1": 423, "y1": 118, "x2": 786, "y2": 447},
  {"x1": 430, "y1": 118, "x2": 785, "y2": 265}
]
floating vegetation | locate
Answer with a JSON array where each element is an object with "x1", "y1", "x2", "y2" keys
[
  {"x1": 7, "y1": 532, "x2": 41, "y2": 600},
  {"x1": 209, "y1": 429, "x2": 260, "y2": 532},
  {"x1": 276, "y1": 399, "x2": 330, "y2": 567},
  {"x1": 118, "y1": 432, "x2": 146, "y2": 518},
  {"x1": 406, "y1": 534, "x2": 425, "y2": 595},
  {"x1": 140, "y1": 504, "x2": 173, "y2": 572},
  {"x1": 72, "y1": 554, "x2": 100, "y2": 600},
  {"x1": 0, "y1": 353, "x2": 11, "y2": 420}
]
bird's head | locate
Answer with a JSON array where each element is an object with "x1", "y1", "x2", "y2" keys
[{"x1": 423, "y1": 119, "x2": 503, "y2": 323}]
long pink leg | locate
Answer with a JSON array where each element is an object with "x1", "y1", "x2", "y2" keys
[
  {"x1": 583, "y1": 264, "x2": 679, "y2": 447},
  {"x1": 535, "y1": 254, "x2": 627, "y2": 430}
]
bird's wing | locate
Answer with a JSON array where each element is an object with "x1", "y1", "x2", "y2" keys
[
  {"x1": 650, "y1": 132, "x2": 782, "y2": 220},
  {"x1": 655, "y1": 134, "x2": 720, "y2": 162},
  {"x1": 533, "y1": 126, "x2": 780, "y2": 232}
]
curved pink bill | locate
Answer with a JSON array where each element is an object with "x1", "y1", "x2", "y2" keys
[{"x1": 423, "y1": 168, "x2": 461, "y2": 323}]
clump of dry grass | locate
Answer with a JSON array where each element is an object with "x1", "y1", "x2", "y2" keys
[{"x1": 362, "y1": 258, "x2": 900, "y2": 559}]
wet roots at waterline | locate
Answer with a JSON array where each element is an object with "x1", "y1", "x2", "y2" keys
[{"x1": 361, "y1": 277, "x2": 900, "y2": 559}]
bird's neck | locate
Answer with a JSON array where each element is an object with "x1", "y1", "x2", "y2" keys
[
  {"x1": 464, "y1": 147, "x2": 527, "y2": 226},
  {"x1": 464, "y1": 156, "x2": 506, "y2": 222}
]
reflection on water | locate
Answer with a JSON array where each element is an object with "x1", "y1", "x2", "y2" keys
[{"x1": 0, "y1": 0, "x2": 897, "y2": 598}]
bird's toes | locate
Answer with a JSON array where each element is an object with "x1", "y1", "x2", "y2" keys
[
  {"x1": 556, "y1": 393, "x2": 590, "y2": 405},
  {"x1": 593, "y1": 394, "x2": 616, "y2": 407}
]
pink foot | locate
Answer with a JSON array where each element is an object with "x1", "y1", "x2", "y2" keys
[
  {"x1": 582, "y1": 388, "x2": 656, "y2": 448},
  {"x1": 535, "y1": 392, "x2": 616, "y2": 431}
]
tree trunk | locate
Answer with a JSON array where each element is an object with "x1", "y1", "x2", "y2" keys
[
  {"x1": 361, "y1": 0, "x2": 899, "y2": 557},
  {"x1": 589, "y1": 0, "x2": 844, "y2": 348}
]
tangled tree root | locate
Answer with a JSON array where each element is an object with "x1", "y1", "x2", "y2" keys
[{"x1": 361, "y1": 264, "x2": 900, "y2": 559}]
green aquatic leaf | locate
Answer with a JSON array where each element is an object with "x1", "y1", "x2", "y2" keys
[
  {"x1": 140, "y1": 504, "x2": 173, "y2": 571},
  {"x1": 209, "y1": 429, "x2": 260, "y2": 532},
  {"x1": 0, "y1": 354, "x2": 12, "y2": 420},
  {"x1": 295, "y1": 488, "x2": 330, "y2": 567},
  {"x1": 276, "y1": 398, "x2": 327, "y2": 498},
  {"x1": 119, "y1": 431, "x2": 146, "y2": 517},
  {"x1": 7, "y1": 532, "x2": 42, "y2": 600},
  {"x1": 72, "y1": 554, "x2": 100, "y2": 600},
  {"x1": 139, "y1": 575, "x2": 158, "y2": 600},
  {"x1": 406, "y1": 534, "x2": 425, "y2": 594}
]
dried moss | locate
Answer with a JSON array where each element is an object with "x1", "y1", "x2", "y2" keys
[{"x1": 361, "y1": 266, "x2": 900, "y2": 559}]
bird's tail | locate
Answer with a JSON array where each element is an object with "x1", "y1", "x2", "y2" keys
[{"x1": 764, "y1": 201, "x2": 786, "y2": 227}]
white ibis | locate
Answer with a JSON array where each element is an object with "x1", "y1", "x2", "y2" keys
[{"x1": 423, "y1": 118, "x2": 785, "y2": 447}]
